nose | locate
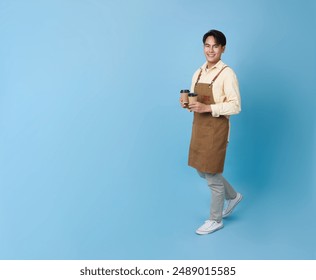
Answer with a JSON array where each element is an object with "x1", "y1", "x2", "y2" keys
[{"x1": 209, "y1": 46, "x2": 215, "y2": 52}]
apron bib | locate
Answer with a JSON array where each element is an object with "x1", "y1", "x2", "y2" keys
[{"x1": 188, "y1": 66, "x2": 229, "y2": 173}]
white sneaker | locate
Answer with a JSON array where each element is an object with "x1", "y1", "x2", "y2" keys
[
  {"x1": 195, "y1": 220, "x2": 224, "y2": 235},
  {"x1": 222, "y1": 193, "x2": 243, "y2": 218}
]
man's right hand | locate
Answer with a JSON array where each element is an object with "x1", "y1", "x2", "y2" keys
[{"x1": 179, "y1": 97, "x2": 189, "y2": 109}]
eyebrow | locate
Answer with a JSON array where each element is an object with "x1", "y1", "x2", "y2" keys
[{"x1": 204, "y1": 43, "x2": 219, "y2": 47}]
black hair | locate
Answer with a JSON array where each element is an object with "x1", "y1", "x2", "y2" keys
[{"x1": 202, "y1": 29, "x2": 226, "y2": 46}]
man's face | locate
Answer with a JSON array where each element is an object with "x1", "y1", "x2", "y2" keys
[{"x1": 204, "y1": 36, "x2": 225, "y2": 67}]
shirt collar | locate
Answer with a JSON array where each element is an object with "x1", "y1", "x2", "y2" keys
[{"x1": 201, "y1": 60, "x2": 225, "y2": 71}]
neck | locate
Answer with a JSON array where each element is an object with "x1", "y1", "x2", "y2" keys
[{"x1": 207, "y1": 60, "x2": 220, "y2": 69}]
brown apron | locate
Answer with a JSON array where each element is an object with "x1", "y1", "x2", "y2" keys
[{"x1": 188, "y1": 66, "x2": 229, "y2": 174}]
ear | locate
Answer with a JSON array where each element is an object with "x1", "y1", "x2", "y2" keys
[{"x1": 222, "y1": 46, "x2": 226, "y2": 53}]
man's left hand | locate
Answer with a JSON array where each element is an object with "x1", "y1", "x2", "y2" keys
[{"x1": 188, "y1": 102, "x2": 212, "y2": 113}]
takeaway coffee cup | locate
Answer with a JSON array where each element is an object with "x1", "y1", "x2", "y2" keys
[
  {"x1": 180, "y1": 89, "x2": 189, "y2": 107},
  {"x1": 188, "y1": 93, "x2": 198, "y2": 104}
]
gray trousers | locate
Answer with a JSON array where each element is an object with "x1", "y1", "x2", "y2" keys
[{"x1": 197, "y1": 171, "x2": 237, "y2": 222}]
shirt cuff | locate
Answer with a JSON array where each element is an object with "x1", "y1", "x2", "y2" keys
[{"x1": 210, "y1": 104, "x2": 220, "y2": 117}]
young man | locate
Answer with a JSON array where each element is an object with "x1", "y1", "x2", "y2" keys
[{"x1": 180, "y1": 29, "x2": 242, "y2": 234}]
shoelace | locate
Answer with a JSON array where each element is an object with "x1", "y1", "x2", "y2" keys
[{"x1": 204, "y1": 220, "x2": 216, "y2": 226}]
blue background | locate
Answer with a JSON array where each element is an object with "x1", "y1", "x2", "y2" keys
[{"x1": 0, "y1": 0, "x2": 315, "y2": 259}]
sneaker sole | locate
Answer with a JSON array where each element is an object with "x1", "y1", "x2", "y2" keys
[
  {"x1": 195, "y1": 224, "x2": 224, "y2": 235},
  {"x1": 222, "y1": 194, "x2": 243, "y2": 218}
]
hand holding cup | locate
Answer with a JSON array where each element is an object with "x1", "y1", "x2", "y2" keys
[{"x1": 180, "y1": 89, "x2": 190, "y2": 108}]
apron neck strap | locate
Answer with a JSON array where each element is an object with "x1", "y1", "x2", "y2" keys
[
  {"x1": 195, "y1": 69, "x2": 203, "y2": 86},
  {"x1": 195, "y1": 65, "x2": 229, "y2": 86},
  {"x1": 211, "y1": 66, "x2": 229, "y2": 84}
]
